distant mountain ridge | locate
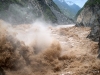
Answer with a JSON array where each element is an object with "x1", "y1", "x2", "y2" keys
[
  {"x1": 66, "y1": 1, "x2": 74, "y2": 6},
  {"x1": 53, "y1": 0, "x2": 81, "y2": 20},
  {"x1": 58, "y1": 0, "x2": 74, "y2": 6}
]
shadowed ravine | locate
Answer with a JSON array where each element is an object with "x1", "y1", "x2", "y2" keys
[{"x1": 0, "y1": 20, "x2": 100, "y2": 75}]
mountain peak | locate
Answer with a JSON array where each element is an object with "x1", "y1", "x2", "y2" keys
[
  {"x1": 65, "y1": 1, "x2": 74, "y2": 6},
  {"x1": 58, "y1": 0, "x2": 74, "y2": 6}
]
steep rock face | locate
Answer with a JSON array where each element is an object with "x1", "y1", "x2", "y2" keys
[
  {"x1": 76, "y1": 6, "x2": 100, "y2": 27},
  {"x1": 50, "y1": 7, "x2": 73, "y2": 24},
  {"x1": 45, "y1": 0, "x2": 74, "y2": 24},
  {"x1": 76, "y1": 0, "x2": 100, "y2": 42},
  {"x1": 0, "y1": 0, "x2": 57, "y2": 24},
  {"x1": 0, "y1": 0, "x2": 73, "y2": 24}
]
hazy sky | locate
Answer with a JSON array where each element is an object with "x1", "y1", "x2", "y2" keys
[{"x1": 65, "y1": 0, "x2": 88, "y2": 8}]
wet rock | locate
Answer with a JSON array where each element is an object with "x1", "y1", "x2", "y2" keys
[
  {"x1": 97, "y1": 37, "x2": 100, "y2": 58},
  {"x1": 0, "y1": 67, "x2": 5, "y2": 75}
]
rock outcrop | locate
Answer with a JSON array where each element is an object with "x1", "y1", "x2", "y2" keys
[
  {"x1": 76, "y1": 0, "x2": 100, "y2": 41},
  {"x1": 0, "y1": 67, "x2": 5, "y2": 75},
  {"x1": 0, "y1": 0, "x2": 73, "y2": 24},
  {"x1": 76, "y1": 3, "x2": 100, "y2": 27}
]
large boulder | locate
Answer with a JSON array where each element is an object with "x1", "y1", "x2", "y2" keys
[{"x1": 0, "y1": 67, "x2": 5, "y2": 75}]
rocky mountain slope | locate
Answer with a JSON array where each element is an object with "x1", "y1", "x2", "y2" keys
[
  {"x1": 76, "y1": 0, "x2": 100, "y2": 41},
  {"x1": 0, "y1": 0, "x2": 73, "y2": 25},
  {"x1": 53, "y1": 0, "x2": 80, "y2": 20}
]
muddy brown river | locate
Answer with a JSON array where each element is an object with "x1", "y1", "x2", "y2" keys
[{"x1": 0, "y1": 20, "x2": 100, "y2": 75}]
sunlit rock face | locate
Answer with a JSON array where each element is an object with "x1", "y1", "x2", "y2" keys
[
  {"x1": 76, "y1": 5, "x2": 100, "y2": 27},
  {"x1": 76, "y1": 0, "x2": 100, "y2": 41}
]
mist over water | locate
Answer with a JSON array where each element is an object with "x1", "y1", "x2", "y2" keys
[
  {"x1": 0, "y1": 2, "x2": 62, "y2": 74},
  {"x1": 0, "y1": 20, "x2": 62, "y2": 75},
  {"x1": 0, "y1": 19, "x2": 100, "y2": 75},
  {"x1": 0, "y1": 2, "x2": 100, "y2": 75}
]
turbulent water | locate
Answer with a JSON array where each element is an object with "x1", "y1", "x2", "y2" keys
[{"x1": 0, "y1": 20, "x2": 100, "y2": 75}]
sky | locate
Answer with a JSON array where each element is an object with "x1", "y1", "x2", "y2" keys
[{"x1": 65, "y1": 0, "x2": 88, "y2": 8}]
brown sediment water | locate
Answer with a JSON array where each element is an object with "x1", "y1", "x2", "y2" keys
[{"x1": 0, "y1": 20, "x2": 100, "y2": 75}]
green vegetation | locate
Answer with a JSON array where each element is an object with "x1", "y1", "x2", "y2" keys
[
  {"x1": 53, "y1": 0, "x2": 80, "y2": 20},
  {"x1": 0, "y1": 0, "x2": 27, "y2": 11},
  {"x1": 75, "y1": 8, "x2": 83, "y2": 19},
  {"x1": 51, "y1": 2, "x2": 61, "y2": 13},
  {"x1": 75, "y1": 0, "x2": 100, "y2": 19},
  {"x1": 0, "y1": 0, "x2": 57, "y2": 23},
  {"x1": 84, "y1": 0, "x2": 100, "y2": 7},
  {"x1": 37, "y1": 0, "x2": 57, "y2": 23},
  {"x1": 44, "y1": 6, "x2": 57, "y2": 23}
]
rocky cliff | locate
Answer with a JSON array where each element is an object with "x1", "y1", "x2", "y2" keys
[
  {"x1": 76, "y1": 0, "x2": 100, "y2": 41},
  {"x1": 0, "y1": 0, "x2": 73, "y2": 24}
]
